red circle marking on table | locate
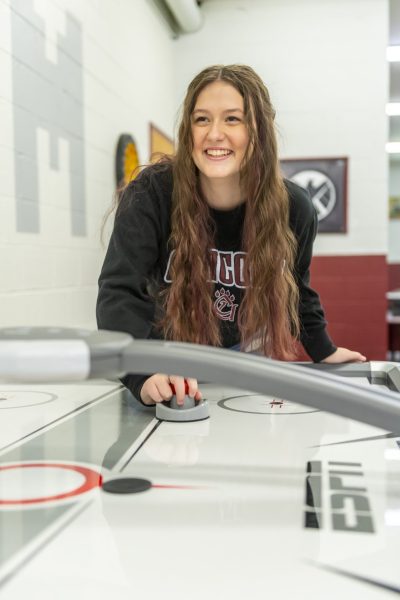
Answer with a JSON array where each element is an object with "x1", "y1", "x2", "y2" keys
[{"x1": 0, "y1": 462, "x2": 102, "y2": 506}]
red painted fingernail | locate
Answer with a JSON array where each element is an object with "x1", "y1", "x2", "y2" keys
[{"x1": 169, "y1": 380, "x2": 189, "y2": 395}]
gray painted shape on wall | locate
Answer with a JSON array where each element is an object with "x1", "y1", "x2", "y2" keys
[{"x1": 11, "y1": 0, "x2": 86, "y2": 235}]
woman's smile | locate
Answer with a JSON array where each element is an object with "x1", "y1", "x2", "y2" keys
[{"x1": 204, "y1": 147, "x2": 234, "y2": 160}]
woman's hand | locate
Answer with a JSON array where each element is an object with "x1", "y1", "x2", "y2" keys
[
  {"x1": 140, "y1": 374, "x2": 202, "y2": 406},
  {"x1": 321, "y1": 347, "x2": 367, "y2": 364}
]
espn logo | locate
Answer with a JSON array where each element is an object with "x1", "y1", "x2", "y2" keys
[{"x1": 304, "y1": 460, "x2": 374, "y2": 533}]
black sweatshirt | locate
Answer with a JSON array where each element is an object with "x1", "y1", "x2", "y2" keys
[{"x1": 96, "y1": 163, "x2": 336, "y2": 400}]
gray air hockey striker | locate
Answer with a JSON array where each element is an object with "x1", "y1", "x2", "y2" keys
[
  {"x1": 155, "y1": 386, "x2": 210, "y2": 422},
  {"x1": 0, "y1": 327, "x2": 399, "y2": 431}
]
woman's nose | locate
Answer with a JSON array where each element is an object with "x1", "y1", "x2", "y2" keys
[{"x1": 207, "y1": 120, "x2": 225, "y2": 141}]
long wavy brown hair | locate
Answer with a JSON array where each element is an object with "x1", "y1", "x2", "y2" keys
[{"x1": 160, "y1": 64, "x2": 300, "y2": 359}]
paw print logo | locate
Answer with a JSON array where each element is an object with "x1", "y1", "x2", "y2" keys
[{"x1": 214, "y1": 288, "x2": 238, "y2": 322}]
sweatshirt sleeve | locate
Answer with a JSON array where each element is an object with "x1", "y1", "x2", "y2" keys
[
  {"x1": 96, "y1": 169, "x2": 166, "y2": 401},
  {"x1": 289, "y1": 183, "x2": 337, "y2": 362}
]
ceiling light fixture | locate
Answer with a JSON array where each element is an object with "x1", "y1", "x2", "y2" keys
[
  {"x1": 386, "y1": 142, "x2": 400, "y2": 153},
  {"x1": 386, "y1": 103, "x2": 400, "y2": 116},
  {"x1": 387, "y1": 46, "x2": 400, "y2": 61}
]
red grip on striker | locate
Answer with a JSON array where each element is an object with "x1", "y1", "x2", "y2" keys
[{"x1": 169, "y1": 380, "x2": 189, "y2": 395}]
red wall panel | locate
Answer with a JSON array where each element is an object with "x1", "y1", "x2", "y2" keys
[
  {"x1": 388, "y1": 263, "x2": 400, "y2": 290},
  {"x1": 388, "y1": 263, "x2": 400, "y2": 355},
  {"x1": 305, "y1": 255, "x2": 387, "y2": 361}
]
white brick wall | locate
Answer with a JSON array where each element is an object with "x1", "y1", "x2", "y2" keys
[
  {"x1": 174, "y1": 0, "x2": 389, "y2": 257},
  {"x1": 0, "y1": 0, "x2": 175, "y2": 328},
  {"x1": 0, "y1": 0, "x2": 392, "y2": 332}
]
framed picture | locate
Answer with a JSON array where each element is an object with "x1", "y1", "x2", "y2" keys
[
  {"x1": 280, "y1": 157, "x2": 348, "y2": 233},
  {"x1": 389, "y1": 196, "x2": 400, "y2": 220},
  {"x1": 149, "y1": 123, "x2": 174, "y2": 162}
]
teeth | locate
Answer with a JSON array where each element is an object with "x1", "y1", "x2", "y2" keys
[{"x1": 206, "y1": 149, "x2": 232, "y2": 157}]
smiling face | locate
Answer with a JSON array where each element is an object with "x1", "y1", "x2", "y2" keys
[{"x1": 191, "y1": 81, "x2": 250, "y2": 189}]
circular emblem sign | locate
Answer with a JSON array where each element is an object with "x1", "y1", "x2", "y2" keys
[{"x1": 290, "y1": 170, "x2": 336, "y2": 222}]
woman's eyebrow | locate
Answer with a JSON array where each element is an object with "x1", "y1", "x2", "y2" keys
[{"x1": 192, "y1": 108, "x2": 244, "y2": 114}]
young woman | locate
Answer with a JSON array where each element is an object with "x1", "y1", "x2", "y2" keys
[{"x1": 97, "y1": 64, "x2": 365, "y2": 406}]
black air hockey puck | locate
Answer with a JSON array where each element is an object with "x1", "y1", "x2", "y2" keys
[{"x1": 102, "y1": 477, "x2": 152, "y2": 494}]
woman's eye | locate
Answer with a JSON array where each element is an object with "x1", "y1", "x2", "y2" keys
[
  {"x1": 226, "y1": 116, "x2": 240, "y2": 123},
  {"x1": 193, "y1": 116, "x2": 208, "y2": 123}
]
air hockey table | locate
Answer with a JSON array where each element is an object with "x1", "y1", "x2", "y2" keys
[{"x1": 0, "y1": 329, "x2": 400, "y2": 599}]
